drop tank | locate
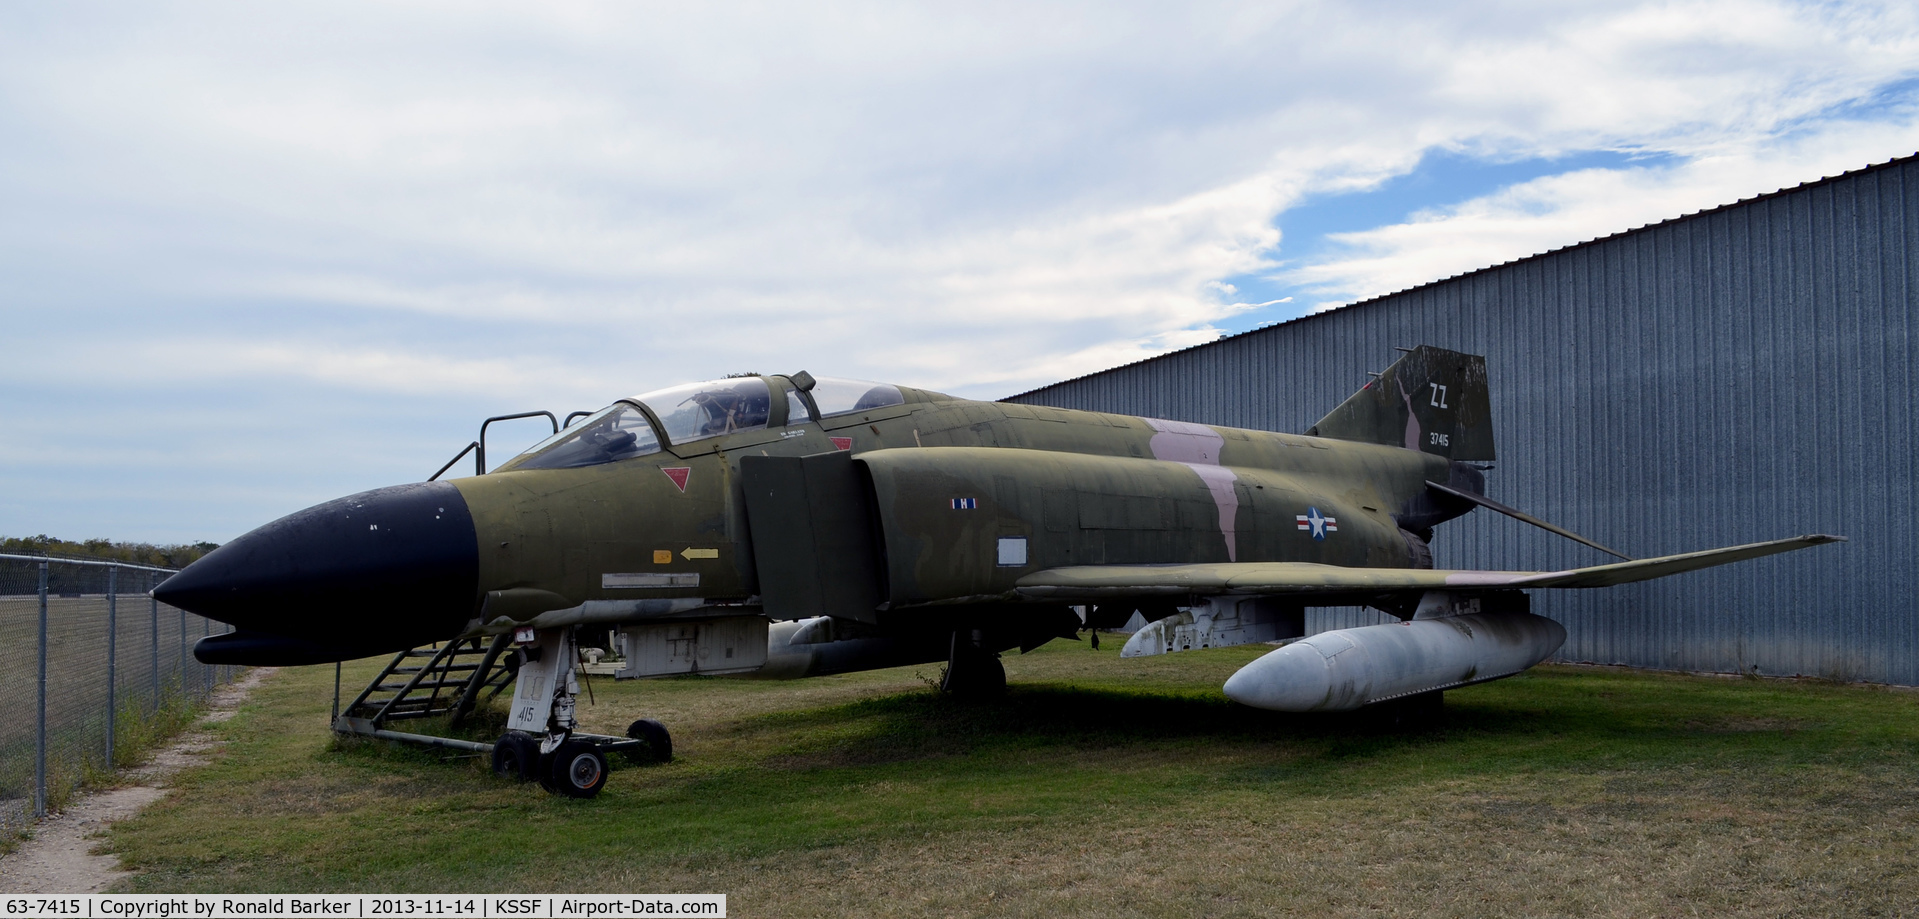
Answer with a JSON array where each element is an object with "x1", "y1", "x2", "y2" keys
[{"x1": 1221, "y1": 610, "x2": 1566, "y2": 712}]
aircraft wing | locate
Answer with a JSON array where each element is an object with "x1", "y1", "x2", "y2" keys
[{"x1": 1014, "y1": 534, "x2": 1844, "y2": 599}]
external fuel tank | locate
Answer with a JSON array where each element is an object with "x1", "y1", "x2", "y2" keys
[{"x1": 1221, "y1": 611, "x2": 1567, "y2": 712}]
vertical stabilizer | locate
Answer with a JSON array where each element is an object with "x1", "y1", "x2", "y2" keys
[{"x1": 1307, "y1": 345, "x2": 1494, "y2": 461}]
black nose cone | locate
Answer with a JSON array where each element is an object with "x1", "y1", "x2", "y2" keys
[{"x1": 158, "y1": 481, "x2": 479, "y2": 657}]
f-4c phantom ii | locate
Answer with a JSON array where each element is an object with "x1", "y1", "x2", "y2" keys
[{"x1": 156, "y1": 346, "x2": 1841, "y2": 796}]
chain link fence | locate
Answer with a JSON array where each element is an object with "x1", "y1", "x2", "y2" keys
[{"x1": 0, "y1": 554, "x2": 240, "y2": 839}]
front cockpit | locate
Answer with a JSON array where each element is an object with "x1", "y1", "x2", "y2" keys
[
  {"x1": 508, "y1": 402, "x2": 663, "y2": 470},
  {"x1": 494, "y1": 374, "x2": 911, "y2": 472}
]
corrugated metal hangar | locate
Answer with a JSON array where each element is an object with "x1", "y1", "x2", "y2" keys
[{"x1": 1010, "y1": 153, "x2": 1918, "y2": 686}]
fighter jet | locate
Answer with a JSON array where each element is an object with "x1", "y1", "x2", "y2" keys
[{"x1": 155, "y1": 346, "x2": 1840, "y2": 796}]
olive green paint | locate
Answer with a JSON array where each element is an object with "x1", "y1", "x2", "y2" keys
[{"x1": 444, "y1": 353, "x2": 1465, "y2": 630}]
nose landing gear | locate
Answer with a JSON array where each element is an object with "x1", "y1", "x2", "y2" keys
[
  {"x1": 337, "y1": 627, "x2": 670, "y2": 799},
  {"x1": 490, "y1": 627, "x2": 672, "y2": 799}
]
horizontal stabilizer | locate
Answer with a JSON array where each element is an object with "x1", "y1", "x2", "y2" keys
[
  {"x1": 1015, "y1": 535, "x2": 1844, "y2": 599},
  {"x1": 1426, "y1": 480, "x2": 1632, "y2": 560}
]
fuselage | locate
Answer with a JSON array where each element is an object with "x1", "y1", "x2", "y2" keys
[
  {"x1": 465, "y1": 381, "x2": 1446, "y2": 603},
  {"x1": 157, "y1": 352, "x2": 1839, "y2": 722},
  {"x1": 158, "y1": 373, "x2": 1461, "y2": 665}
]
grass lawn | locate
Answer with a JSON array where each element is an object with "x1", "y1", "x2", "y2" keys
[{"x1": 109, "y1": 639, "x2": 1919, "y2": 917}]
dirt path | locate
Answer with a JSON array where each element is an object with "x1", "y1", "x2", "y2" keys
[{"x1": 0, "y1": 668, "x2": 276, "y2": 894}]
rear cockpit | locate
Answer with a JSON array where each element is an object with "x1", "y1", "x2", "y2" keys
[{"x1": 802, "y1": 378, "x2": 905, "y2": 417}]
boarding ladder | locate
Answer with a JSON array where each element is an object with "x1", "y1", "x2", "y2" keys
[{"x1": 334, "y1": 634, "x2": 516, "y2": 734}]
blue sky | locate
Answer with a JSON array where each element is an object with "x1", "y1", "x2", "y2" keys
[
  {"x1": 1211, "y1": 148, "x2": 1686, "y2": 333},
  {"x1": 2, "y1": 1, "x2": 1917, "y2": 543}
]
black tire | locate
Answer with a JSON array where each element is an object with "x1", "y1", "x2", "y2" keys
[
  {"x1": 546, "y1": 740, "x2": 608, "y2": 798},
  {"x1": 490, "y1": 731, "x2": 541, "y2": 783},
  {"x1": 624, "y1": 718, "x2": 673, "y2": 763}
]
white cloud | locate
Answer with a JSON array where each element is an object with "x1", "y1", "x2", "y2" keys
[
  {"x1": 0, "y1": 335, "x2": 602, "y2": 400},
  {"x1": 2, "y1": 0, "x2": 1918, "y2": 537}
]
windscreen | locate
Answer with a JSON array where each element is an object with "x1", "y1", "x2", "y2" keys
[
  {"x1": 637, "y1": 377, "x2": 772, "y2": 444},
  {"x1": 501, "y1": 402, "x2": 661, "y2": 471}
]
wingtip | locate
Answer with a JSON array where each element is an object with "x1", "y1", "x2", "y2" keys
[{"x1": 1805, "y1": 534, "x2": 1848, "y2": 543}]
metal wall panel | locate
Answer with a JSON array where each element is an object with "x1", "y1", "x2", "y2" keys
[{"x1": 1011, "y1": 156, "x2": 1918, "y2": 685}]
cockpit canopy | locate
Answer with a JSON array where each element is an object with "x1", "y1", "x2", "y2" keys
[
  {"x1": 807, "y1": 378, "x2": 904, "y2": 417},
  {"x1": 498, "y1": 375, "x2": 906, "y2": 472},
  {"x1": 640, "y1": 377, "x2": 773, "y2": 444}
]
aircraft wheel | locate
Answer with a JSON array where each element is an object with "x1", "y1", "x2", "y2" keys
[
  {"x1": 490, "y1": 731, "x2": 541, "y2": 783},
  {"x1": 941, "y1": 646, "x2": 1006, "y2": 699},
  {"x1": 624, "y1": 718, "x2": 673, "y2": 764},
  {"x1": 546, "y1": 740, "x2": 608, "y2": 798}
]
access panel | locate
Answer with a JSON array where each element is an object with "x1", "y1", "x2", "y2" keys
[{"x1": 614, "y1": 617, "x2": 770, "y2": 678}]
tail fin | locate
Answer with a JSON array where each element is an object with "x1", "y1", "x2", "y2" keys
[{"x1": 1307, "y1": 345, "x2": 1494, "y2": 461}]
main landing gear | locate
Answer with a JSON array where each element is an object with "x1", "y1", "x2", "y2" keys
[{"x1": 940, "y1": 629, "x2": 1006, "y2": 699}]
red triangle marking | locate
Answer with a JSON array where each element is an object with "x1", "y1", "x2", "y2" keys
[
  {"x1": 662, "y1": 467, "x2": 691, "y2": 492},
  {"x1": 830, "y1": 436, "x2": 852, "y2": 451}
]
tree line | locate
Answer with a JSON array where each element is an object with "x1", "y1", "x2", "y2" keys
[{"x1": 1, "y1": 534, "x2": 220, "y2": 570}]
